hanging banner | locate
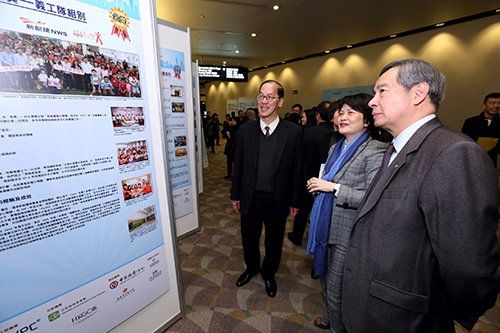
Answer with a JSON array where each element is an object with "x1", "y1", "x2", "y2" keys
[{"x1": 0, "y1": 1, "x2": 176, "y2": 332}]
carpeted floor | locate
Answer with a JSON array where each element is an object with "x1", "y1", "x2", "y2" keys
[{"x1": 167, "y1": 139, "x2": 500, "y2": 333}]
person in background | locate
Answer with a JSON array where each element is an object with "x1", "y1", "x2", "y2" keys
[
  {"x1": 300, "y1": 107, "x2": 318, "y2": 129},
  {"x1": 342, "y1": 58, "x2": 499, "y2": 333},
  {"x1": 213, "y1": 113, "x2": 222, "y2": 146},
  {"x1": 288, "y1": 102, "x2": 332, "y2": 247},
  {"x1": 461, "y1": 92, "x2": 500, "y2": 166},
  {"x1": 244, "y1": 108, "x2": 257, "y2": 122},
  {"x1": 287, "y1": 103, "x2": 303, "y2": 125},
  {"x1": 306, "y1": 94, "x2": 386, "y2": 332},
  {"x1": 328, "y1": 100, "x2": 344, "y2": 147},
  {"x1": 223, "y1": 116, "x2": 239, "y2": 180}
]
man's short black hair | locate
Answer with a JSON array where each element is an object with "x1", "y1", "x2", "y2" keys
[
  {"x1": 483, "y1": 92, "x2": 500, "y2": 103},
  {"x1": 316, "y1": 101, "x2": 331, "y2": 122},
  {"x1": 292, "y1": 103, "x2": 303, "y2": 111},
  {"x1": 259, "y1": 80, "x2": 284, "y2": 98}
]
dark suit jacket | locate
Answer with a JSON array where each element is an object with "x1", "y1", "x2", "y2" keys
[
  {"x1": 342, "y1": 118, "x2": 499, "y2": 333},
  {"x1": 461, "y1": 112, "x2": 499, "y2": 165},
  {"x1": 231, "y1": 119, "x2": 302, "y2": 216},
  {"x1": 302, "y1": 122, "x2": 332, "y2": 182}
]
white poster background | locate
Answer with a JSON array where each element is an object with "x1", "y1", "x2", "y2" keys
[
  {"x1": 0, "y1": 1, "x2": 181, "y2": 332},
  {"x1": 157, "y1": 20, "x2": 200, "y2": 237}
]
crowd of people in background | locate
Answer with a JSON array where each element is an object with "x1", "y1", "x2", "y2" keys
[{"x1": 0, "y1": 30, "x2": 141, "y2": 96}]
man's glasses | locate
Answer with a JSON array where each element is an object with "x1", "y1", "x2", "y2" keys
[{"x1": 256, "y1": 94, "x2": 280, "y2": 102}]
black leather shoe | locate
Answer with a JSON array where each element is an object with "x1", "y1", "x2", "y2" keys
[
  {"x1": 264, "y1": 278, "x2": 277, "y2": 298},
  {"x1": 236, "y1": 270, "x2": 256, "y2": 287},
  {"x1": 313, "y1": 317, "x2": 330, "y2": 329}
]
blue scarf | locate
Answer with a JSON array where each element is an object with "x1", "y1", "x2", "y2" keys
[{"x1": 306, "y1": 131, "x2": 370, "y2": 277}]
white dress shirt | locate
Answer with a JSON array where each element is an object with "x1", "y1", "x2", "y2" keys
[
  {"x1": 260, "y1": 117, "x2": 280, "y2": 135},
  {"x1": 389, "y1": 114, "x2": 436, "y2": 165}
]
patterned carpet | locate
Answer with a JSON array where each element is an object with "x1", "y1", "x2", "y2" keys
[{"x1": 166, "y1": 139, "x2": 500, "y2": 333}]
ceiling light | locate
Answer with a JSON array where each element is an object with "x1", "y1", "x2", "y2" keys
[
  {"x1": 264, "y1": 65, "x2": 268, "y2": 68},
  {"x1": 251, "y1": 33, "x2": 257, "y2": 37},
  {"x1": 272, "y1": 5, "x2": 280, "y2": 10},
  {"x1": 324, "y1": 50, "x2": 330, "y2": 54},
  {"x1": 346, "y1": 45, "x2": 352, "y2": 48},
  {"x1": 199, "y1": 14, "x2": 206, "y2": 19},
  {"x1": 281, "y1": 61, "x2": 286, "y2": 64},
  {"x1": 235, "y1": 50, "x2": 240, "y2": 54},
  {"x1": 222, "y1": 61, "x2": 226, "y2": 65},
  {"x1": 435, "y1": 22, "x2": 445, "y2": 27},
  {"x1": 496, "y1": 8, "x2": 500, "y2": 12},
  {"x1": 390, "y1": 34, "x2": 397, "y2": 38}
]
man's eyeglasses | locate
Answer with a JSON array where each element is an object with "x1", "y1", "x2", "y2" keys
[{"x1": 256, "y1": 94, "x2": 280, "y2": 102}]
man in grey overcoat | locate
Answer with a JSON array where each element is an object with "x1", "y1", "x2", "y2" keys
[{"x1": 342, "y1": 58, "x2": 499, "y2": 333}]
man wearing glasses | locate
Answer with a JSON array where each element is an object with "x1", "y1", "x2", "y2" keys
[{"x1": 231, "y1": 80, "x2": 302, "y2": 298}]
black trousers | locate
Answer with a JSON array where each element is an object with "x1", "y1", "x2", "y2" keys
[
  {"x1": 240, "y1": 192, "x2": 288, "y2": 280},
  {"x1": 288, "y1": 192, "x2": 314, "y2": 245}
]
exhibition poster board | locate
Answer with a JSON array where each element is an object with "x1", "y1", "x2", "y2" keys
[
  {"x1": 238, "y1": 97, "x2": 257, "y2": 111},
  {"x1": 227, "y1": 98, "x2": 238, "y2": 115},
  {"x1": 191, "y1": 61, "x2": 204, "y2": 194},
  {"x1": 157, "y1": 20, "x2": 200, "y2": 237},
  {"x1": 322, "y1": 85, "x2": 373, "y2": 102},
  {"x1": 0, "y1": 1, "x2": 182, "y2": 332}
]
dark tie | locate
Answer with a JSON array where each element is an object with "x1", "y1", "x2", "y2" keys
[
  {"x1": 264, "y1": 126, "x2": 270, "y2": 137},
  {"x1": 381, "y1": 143, "x2": 395, "y2": 169},
  {"x1": 371, "y1": 143, "x2": 395, "y2": 185}
]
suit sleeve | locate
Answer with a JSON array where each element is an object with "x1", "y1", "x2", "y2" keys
[
  {"x1": 230, "y1": 126, "x2": 244, "y2": 200},
  {"x1": 290, "y1": 127, "x2": 303, "y2": 208},
  {"x1": 335, "y1": 143, "x2": 386, "y2": 209},
  {"x1": 419, "y1": 140, "x2": 499, "y2": 329}
]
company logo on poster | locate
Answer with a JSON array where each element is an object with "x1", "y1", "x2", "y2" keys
[
  {"x1": 1, "y1": 319, "x2": 41, "y2": 333},
  {"x1": 19, "y1": 16, "x2": 68, "y2": 37},
  {"x1": 109, "y1": 7, "x2": 130, "y2": 41},
  {"x1": 48, "y1": 311, "x2": 61, "y2": 322},
  {"x1": 148, "y1": 269, "x2": 162, "y2": 282},
  {"x1": 116, "y1": 288, "x2": 135, "y2": 302},
  {"x1": 71, "y1": 305, "x2": 98, "y2": 325}
]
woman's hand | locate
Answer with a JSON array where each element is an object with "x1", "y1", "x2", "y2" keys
[{"x1": 307, "y1": 177, "x2": 335, "y2": 193}]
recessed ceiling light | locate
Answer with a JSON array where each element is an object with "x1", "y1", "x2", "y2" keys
[
  {"x1": 199, "y1": 14, "x2": 206, "y2": 19},
  {"x1": 435, "y1": 22, "x2": 445, "y2": 27},
  {"x1": 346, "y1": 45, "x2": 352, "y2": 48},
  {"x1": 496, "y1": 8, "x2": 500, "y2": 13},
  {"x1": 324, "y1": 50, "x2": 330, "y2": 54},
  {"x1": 281, "y1": 61, "x2": 286, "y2": 64},
  {"x1": 264, "y1": 65, "x2": 268, "y2": 68},
  {"x1": 272, "y1": 5, "x2": 280, "y2": 10},
  {"x1": 251, "y1": 33, "x2": 257, "y2": 37},
  {"x1": 390, "y1": 34, "x2": 397, "y2": 38},
  {"x1": 235, "y1": 50, "x2": 240, "y2": 54}
]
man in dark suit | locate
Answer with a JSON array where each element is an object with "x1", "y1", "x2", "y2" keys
[
  {"x1": 287, "y1": 101, "x2": 332, "y2": 246},
  {"x1": 231, "y1": 79, "x2": 302, "y2": 298},
  {"x1": 287, "y1": 103, "x2": 302, "y2": 126},
  {"x1": 461, "y1": 92, "x2": 500, "y2": 166},
  {"x1": 342, "y1": 59, "x2": 499, "y2": 332}
]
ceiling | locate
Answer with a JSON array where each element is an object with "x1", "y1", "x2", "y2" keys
[{"x1": 156, "y1": 0, "x2": 499, "y2": 70}]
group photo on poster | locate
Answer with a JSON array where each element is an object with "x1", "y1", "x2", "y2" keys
[{"x1": 0, "y1": 28, "x2": 141, "y2": 97}]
